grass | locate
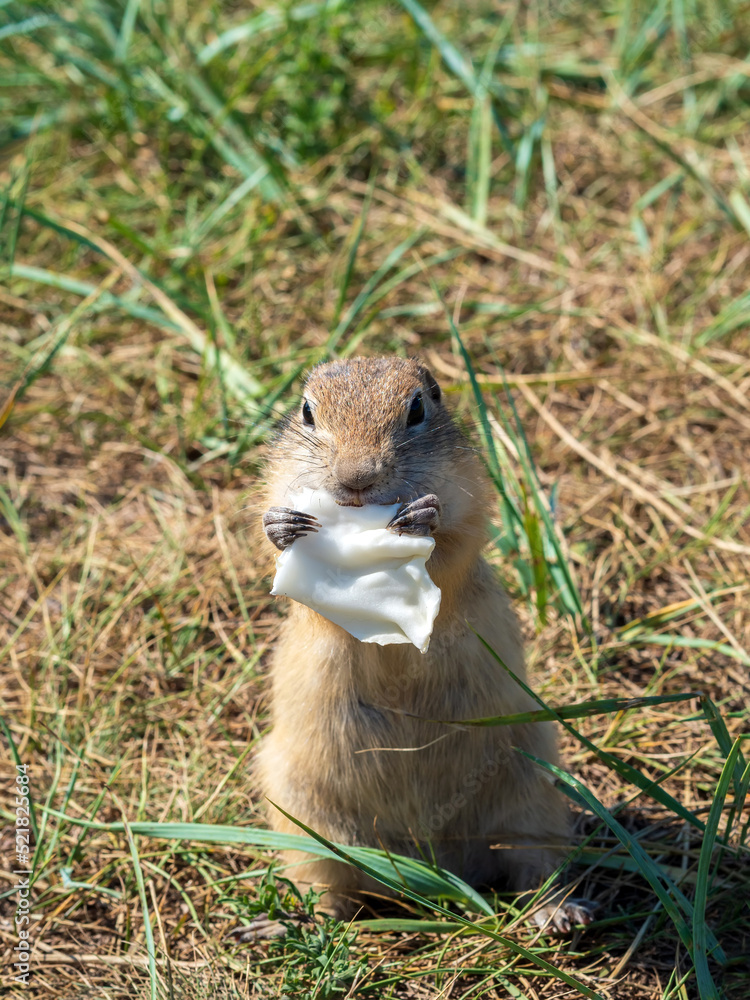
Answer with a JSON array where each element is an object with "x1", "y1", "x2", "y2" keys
[{"x1": 1, "y1": 0, "x2": 750, "y2": 996}]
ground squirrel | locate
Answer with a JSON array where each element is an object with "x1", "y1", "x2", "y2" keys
[{"x1": 255, "y1": 356, "x2": 591, "y2": 932}]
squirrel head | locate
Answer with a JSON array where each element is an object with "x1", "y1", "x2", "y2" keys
[{"x1": 281, "y1": 356, "x2": 460, "y2": 507}]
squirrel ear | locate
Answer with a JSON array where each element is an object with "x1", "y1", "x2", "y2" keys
[{"x1": 420, "y1": 366, "x2": 442, "y2": 403}]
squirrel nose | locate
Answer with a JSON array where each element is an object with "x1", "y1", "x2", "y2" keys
[{"x1": 334, "y1": 458, "x2": 381, "y2": 491}]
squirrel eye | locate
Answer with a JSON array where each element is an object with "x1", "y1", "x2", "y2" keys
[
  {"x1": 406, "y1": 392, "x2": 425, "y2": 427},
  {"x1": 301, "y1": 399, "x2": 315, "y2": 426}
]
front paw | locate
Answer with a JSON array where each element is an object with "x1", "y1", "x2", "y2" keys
[
  {"x1": 387, "y1": 494, "x2": 441, "y2": 536},
  {"x1": 227, "y1": 910, "x2": 314, "y2": 944},
  {"x1": 263, "y1": 507, "x2": 320, "y2": 551},
  {"x1": 530, "y1": 895, "x2": 597, "y2": 934}
]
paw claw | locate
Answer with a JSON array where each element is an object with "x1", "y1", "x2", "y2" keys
[
  {"x1": 387, "y1": 494, "x2": 441, "y2": 536},
  {"x1": 263, "y1": 507, "x2": 321, "y2": 551}
]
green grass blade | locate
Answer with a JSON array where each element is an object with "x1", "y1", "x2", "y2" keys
[
  {"x1": 196, "y1": 0, "x2": 347, "y2": 65},
  {"x1": 431, "y1": 290, "x2": 523, "y2": 545},
  {"x1": 729, "y1": 189, "x2": 750, "y2": 239},
  {"x1": 697, "y1": 289, "x2": 750, "y2": 345},
  {"x1": 122, "y1": 815, "x2": 160, "y2": 999},
  {"x1": 0, "y1": 175, "x2": 12, "y2": 246},
  {"x1": 0, "y1": 485, "x2": 28, "y2": 554},
  {"x1": 617, "y1": 0, "x2": 670, "y2": 85},
  {"x1": 397, "y1": 0, "x2": 478, "y2": 96},
  {"x1": 6, "y1": 162, "x2": 30, "y2": 269},
  {"x1": 114, "y1": 0, "x2": 142, "y2": 63},
  {"x1": 229, "y1": 362, "x2": 307, "y2": 458},
  {"x1": 0, "y1": 288, "x2": 102, "y2": 423},
  {"x1": 523, "y1": 486, "x2": 548, "y2": 622},
  {"x1": 180, "y1": 72, "x2": 286, "y2": 204},
  {"x1": 693, "y1": 738, "x2": 745, "y2": 998},
  {"x1": 65, "y1": 762, "x2": 123, "y2": 868},
  {"x1": 272, "y1": 803, "x2": 606, "y2": 1000},
  {"x1": 616, "y1": 588, "x2": 745, "y2": 638},
  {"x1": 0, "y1": 13, "x2": 55, "y2": 44},
  {"x1": 515, "y1": 116, "x2": 545, "y2": 208},
  {"x1": 525, "y1": 752, "x2": 718, "y2": 964},
  {"x1": 700, "y1": 695, "x2": 747, "y2": 799},
  {"x1": 0, "y1": 718, "x2": 39, "y2": 843},
  {"x1": 472, "y1": 631, "x2": 706, "y2": 831},
  {"x1": 13, "y1": 204, "x2": 101, "y2": 252},
  {"x1": 495, "y1": 378, "x2": 586, "y2": 621},
  {"x1": 426, "y1": 692, "x2": 700, "y2": 728},
  {"x1": 39, "y1": 756, "x2": 80, "y2": 872},
  {"x1": 465, "y1": 11, "x2": 513, "y2": 223},
  {"x1": 327, "y1": 231, "x2": 423, "y2": 352},
  {"x1": 8, "y1": 262, "x2": 182, "y2": 332},
  {"x1": 623, "y1": 632, "x2": 750, "y2": 668},
  {"x1": 349, "y1": 247, "x2": 467, "y2": 338},
  {"x1": 29, "y1": 739, "x2": 64, "y2": 879},
  {"x1": 7, "y1": 264, "x2": 264, "y2": 407},
  {"x1": 189, "y1": 165, "x2": 271, "y2": 250},
  {"x1": 467, "y1": 92, "x2": 492, "y2": 226},
  {"x1": 541, "y1": 132, "x2": 562, "y2": 244},
  {"x1": 332, "y1": 178, "x2": 374, "y2": 333},
  {"x1": 738, "y1": 759, "x2": 750, "y2": 847},
  {"x1": 645, "y1": 132, "x2": 737, "y2": 227},
  {"x1": 633, "y1": 170, "x2": 685, "y2": 213},
  {"x1": 357, "y1": 918, "x2": 464, "y2": 933},
  {"x1": 41, "y1": 812, "x2": 491, "y2": 915}
]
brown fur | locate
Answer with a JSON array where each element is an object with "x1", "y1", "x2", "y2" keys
[{"x1": 257, "y1": 357, "x2": 572, "y2": 917}]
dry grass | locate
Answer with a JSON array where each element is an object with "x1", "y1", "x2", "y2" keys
[{"x1": 1, "y1": 1, "x2": 750, "y2": 997}]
